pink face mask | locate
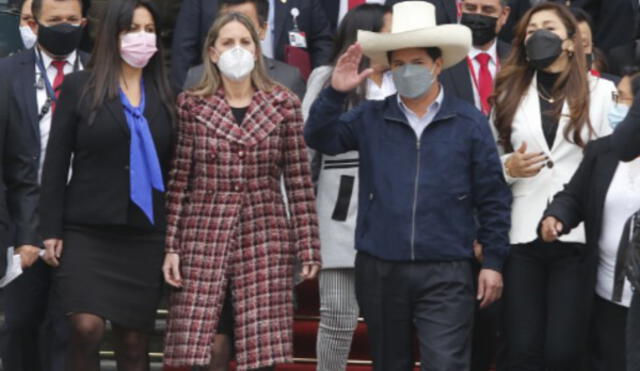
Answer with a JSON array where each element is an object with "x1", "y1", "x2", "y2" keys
[{"x1": 120, "y1": 31, "x2": 158, "y2": 68}]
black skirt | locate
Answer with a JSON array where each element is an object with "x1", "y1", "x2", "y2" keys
[{"x1": 53, "y1": 225, "x2": 165, "y2": 331}]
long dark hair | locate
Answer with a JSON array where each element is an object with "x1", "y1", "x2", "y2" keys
[
  {"x1": 492, "y1": 2, "x2": 590, "y2": 152},
  {"x1": 83, "y1": 0, "x2": 175, "y2": 124},
  {"x1": 330, "y1": 3, "x2": 390, "y2": 106}
]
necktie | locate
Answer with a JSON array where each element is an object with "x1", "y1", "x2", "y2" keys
[
  {"x1": 475, "y1": 53, "x2": 493, "y2": 115},
  {"x1": 348, "y1": 0, "x2": 366, "y2": 9},
  {"x1": 51, "y1": 60, "x2": 66, "y2": 113}
]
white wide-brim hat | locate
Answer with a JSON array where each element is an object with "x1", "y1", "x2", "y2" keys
[{"x1": 358, "y1": 1, "x2": 472, "y2": 69}]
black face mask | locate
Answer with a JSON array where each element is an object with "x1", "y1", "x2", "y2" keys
[
  {"x1": 37, "y1": 22, "x2": 83, "y2": 57},
  {"x1": 525, "y1": 29, "x2": 564, "y2": 70},
  {"x1": 460, "y1": 13, "x2": 498, "y2": 46}
]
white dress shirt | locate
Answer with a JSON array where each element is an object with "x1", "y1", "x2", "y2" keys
[
  {"x1": 35, "y1": 48, "x2": 80, "y2": 181},
  {"x1": 397, "y1": 85, "x2": 444, "y2": 139},
  {"x1": 467, "y1": 40, "x2": 498, "y2": 112},
  {"x1": 597, "y1": 158, "x2": 640, "y2": 307},
  {"x1": 261, "y1": 0, "x2": 275, "y2": 58},
  {"x1": 366, "y1": 71, "x2": 396, "y2": 100}
]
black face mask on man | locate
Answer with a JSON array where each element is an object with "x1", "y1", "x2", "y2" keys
[
  {"x1": 525, "y1": 29, "x2": 565, "y2": 70},
  {"x1": 460, "y1": 13, "x2": 498, "y2": 46},
  {"x1": 37, "y1": 22, "x2": 83, "y2": 57}
]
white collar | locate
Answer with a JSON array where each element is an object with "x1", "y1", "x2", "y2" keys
[
  {"x1": 468, "y1": 39, "x2": 498, "y2": 63},
  {"x1": 37, "y1": 46, "x2": 78, "y2": 69},
  {"x1": 397, "y1": 84, "x2": 444, "y2": 119}
]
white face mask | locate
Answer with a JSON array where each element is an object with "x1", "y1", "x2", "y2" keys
[
  {"x1": 216, "y1": 46, "x2": 255, "y2": 81},
  {"x1": 19, "y1": 25, "x2": 37, "y2": 49}
]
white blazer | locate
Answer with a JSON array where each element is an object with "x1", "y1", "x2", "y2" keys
[{"x1": 494, "y1": 73, "x2": 616, "y2": 245}]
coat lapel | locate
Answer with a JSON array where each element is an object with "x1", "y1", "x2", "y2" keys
[
  {"x1": 239, "y1": 89, "x2": 280, "y2": 147},
  {"x1": 16, "y1": 51, "x2": 39, "y2": 141},
  {"x1": 522, "y1": 73, "x2": 551, "y2": 154},
  {"x1": 105, "y1": 97, "x2": 130, "y2": 137},
  {"x1": 551, "y1": 101, "x2": 570, "y2": 153},
  {"x1": 196, "y1": 90, "x2": 244, "y2": 144}
]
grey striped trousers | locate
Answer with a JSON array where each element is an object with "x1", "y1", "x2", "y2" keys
[{"x1": 316, "y1": 268, "x2": 360, "y2": 371}]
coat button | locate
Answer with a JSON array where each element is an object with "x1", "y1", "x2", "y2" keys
[
  {"x1": 234, "y1": 185, "x2": 241, "y2": 192},
  {"x1": 208, "y1": 152, "x2": 216, "y2": 160},
  {"x1": 238, "y1": 151, "x2": 244, "y2": 158},
  {"x1": 369, "y1": 193, "x2": 374, "y2": 200},
  {"x1": 124, "y1": 165, "x2": 129, "y2": 170},
  {"x1": 546, "y1": 160, "x2": 554, "y2": 169}
]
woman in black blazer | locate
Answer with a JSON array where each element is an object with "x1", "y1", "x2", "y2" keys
[
  {"x1": 541, "y1": 82, "x2": 640, "y2": 371},
  {"x1": 39, "y1": 0, "x2": 174, "y2": 370}
]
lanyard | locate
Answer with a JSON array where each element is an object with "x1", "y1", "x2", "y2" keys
[
  {"x1": 35, "y1": 48, "x2": 80, "y2": 102},
  {"x1": 35, "y1": 48, "x2": 80, "y2": 121}
]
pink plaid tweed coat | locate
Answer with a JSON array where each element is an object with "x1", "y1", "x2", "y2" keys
[{"x1": 163, "y1": 85, "x2": 321, "y2": 370}]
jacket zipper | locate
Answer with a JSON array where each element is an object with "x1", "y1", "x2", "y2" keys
[{"x1": 410, "y1": 137, "x2": 421, "y2": 260}]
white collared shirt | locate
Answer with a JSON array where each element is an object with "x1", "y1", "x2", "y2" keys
[
  {"x1": 467, "y1": 40, "x2": 498, "y2": 112},
  {"x1": 35, "y1": 47, "x2": 81, "y2": 181},
  {"x1": 397, "y1": 85, "x2": 444, "y2": 139},
  {"x1": 261, "y1": 0, "x2": 275, "y2": 58},
  {"x1": 597, "y1": 158, "x2": 640, "y2": 307},
  {"x1": 366, "y1": 71, "x2": 396, "y2": 100}
]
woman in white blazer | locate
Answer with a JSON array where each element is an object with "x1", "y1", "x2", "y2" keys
[{"x1": 491, "y1": 3, "x2": 615, "y2": 370}]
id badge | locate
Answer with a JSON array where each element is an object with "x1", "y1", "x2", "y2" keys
[{"x1": 288, "y1": 31, "x2": 307, "y2": 48}]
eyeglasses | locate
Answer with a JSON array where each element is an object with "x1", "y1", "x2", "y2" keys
[{"x1": 612, "y1": 91, "x2": 634, "y2": 105}]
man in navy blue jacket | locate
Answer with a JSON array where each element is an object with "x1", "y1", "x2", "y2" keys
[{"x1": 305, "y1": 2, "x2": 511, "y2": 370}]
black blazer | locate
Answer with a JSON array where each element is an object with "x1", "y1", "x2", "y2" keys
[
  {"x1": 39, "y1": 71, "x2": 175, "y2": 239},
  {"x1": 440, "y1": 40, "x2": 511, "y2": 107},
  {"x1": 612, "y1": 94, "x2": 640, "y2": 162},
  {"x1": 0, "y1": 60, "x2": 40, "y2": 277},
  {"x1": 543, "y1": 136, "x2": 622, "y2": 301},
  {"x1": 170, "y1": 0, "x2": 334, "y2": 91},
  {"x1": 385, "y1": 0, "x2": 457, "y2": 24},
  {"x1": 2, "y1": 49, "x2": 91, "y2": 161}
]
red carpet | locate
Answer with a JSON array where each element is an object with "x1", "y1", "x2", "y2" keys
[{"x1": 164, "y1": 279, "x2": 422, "y2": 371}]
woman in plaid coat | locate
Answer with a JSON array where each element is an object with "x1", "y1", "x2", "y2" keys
[{"x1": 161, "y1": 13, "x2": 321, "y2": 371}]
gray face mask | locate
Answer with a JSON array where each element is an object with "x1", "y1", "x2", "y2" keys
[{"x1": 392, "y1": 64, "x2": 435, "y2": 99}]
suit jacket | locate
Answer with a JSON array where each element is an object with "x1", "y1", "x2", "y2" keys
[
  {"x1": 3, "y1": 49, "x2": 91, "y2": 161},
  {"x1": 440, "y1": 40, "x2": 511, "y2": 107},
  {"x1": 38, "y1": 71, "x2": 175, "y2": 239},
  {"x1": 385, "y1": 0, "x2": 457, "y2": 24},
  {"x1": 183, "y1": 57, "x2": 306, "y2": 99},
  {"x1": 494, "y1": 74, "x2": 616, "y2": 245},
  {"x1": 322, "y1": 0, "x2": 340, "y2": 31},
  {"x1": 612, "y1": 94, "x2": 640, "y2": 162},
  {"x1": 0, "y1": 58, "x2": 40, "y2": 277},
  {"x1": 170, "y1": 0, "x2": 333, "y2": 91}
]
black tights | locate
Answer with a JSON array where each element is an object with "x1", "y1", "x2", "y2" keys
[
  {"x1": 66, "y1": 312, "x2": 150, "y2": 371},
  {"x1": 202, "y1": 334, "x2": 273, "y2": 371}
]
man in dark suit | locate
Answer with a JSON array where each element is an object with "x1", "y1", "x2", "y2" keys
[
  {"x1": 441, "y1": 0, "x2": 510, "y2": 114},
  {"x1": 182, "y1": 0, "x2": 306, "y2": 98},
  {"x1": 385, "y1": 0, "x2": 458, "y2": 24},
  {"x1": 0, "y1": 0, "x2": 89, "y2": 369},
  {"x1": 170, "y1": 0, "x2": 332, "y2": 92}
]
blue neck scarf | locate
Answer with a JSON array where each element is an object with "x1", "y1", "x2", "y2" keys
[{"x1": 119, "y1": 80, "x2": 165, "y2": 224}]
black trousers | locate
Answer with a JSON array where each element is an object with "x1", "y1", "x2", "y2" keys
[
  {"x1": 627, "y1": 291, "x2": 640, "y2": 371},
  {"x1": 589, "y1": 295, "x2": 627, "y2": 371},
  {"x1": 0, "y1": 259, "x2": 69, "y2": 371},
  {"x1": 502, "y1": 240, "x2": 587, "y2": 371},
  {"x1": 355, "y1": 252, "x2": 475, "y2": 371}
]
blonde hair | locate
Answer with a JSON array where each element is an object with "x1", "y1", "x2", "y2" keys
[{"x1": 190, "y1": 12, "x2": 276, "y2": 96}]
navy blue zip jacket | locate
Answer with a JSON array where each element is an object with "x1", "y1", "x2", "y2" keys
[{"x1": 304, "y1": 86, "x2": 512, "y2": 271}]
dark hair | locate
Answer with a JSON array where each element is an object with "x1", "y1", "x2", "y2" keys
[
  {"x1": 330, "y1": 3, "x2": 390, "y2": 106},
  {"x1": 83, "y1": 0, "x2": 175, "y2": 125},
  {"x1": 31, "y1": 0, "x2": 87, "y2": 20},
  {"x1": 218, "y1": 0, "x2": 268, "y2": 25},
  {"x1": 387, "y1": 47, "x2": 442, "y2": 66},
  {"x1": 569, "y1": 7, "x2": 592, "y2": 29},
  {"x1": 492, "y1": 2, "x2": 590, "y2": 153},
  {"x1": 330, "y1": 3, "x2": 390, "y2": 64}
]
